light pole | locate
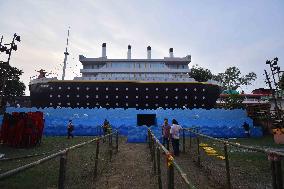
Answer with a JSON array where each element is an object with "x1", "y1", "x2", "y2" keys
[{"x1": 0, "y1": 33, "x2": 21, "y2": 110}]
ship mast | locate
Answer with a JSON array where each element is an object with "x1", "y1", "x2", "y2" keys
[{"x1": 62, "y1": 28, "x2": 70, "y2": 80}]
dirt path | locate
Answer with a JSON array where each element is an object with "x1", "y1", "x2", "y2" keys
[{"x1": 93, "y1": 140, "x2": 157, "y2": 189}]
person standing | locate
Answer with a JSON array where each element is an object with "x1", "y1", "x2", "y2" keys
[
  {"x1": 162, "y1": 118, "x2": 171, "y2": 150},
  {"x1": 243, "y1": 122, "x2": 250, "y2": 138},
  {"x1": 67, "y1": 120, "x2": 74, "y2": 139},
  {"x1": 170, "y1": 119, "x2": 182, "y2": 156}
]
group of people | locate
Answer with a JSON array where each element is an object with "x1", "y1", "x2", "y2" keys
[
  {"x1": 162, "y1": 118, "x2": 183, "y2": 156},
  {"x1": 66, "y1": 119, "x2": 112, "y2": 139}
]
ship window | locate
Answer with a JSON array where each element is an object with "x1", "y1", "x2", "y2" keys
[
  {"x1": 77, "y1": 87, "x2": 80, "y2": 90},
  {"x1": 155, "y1": 88, "x2": 159, "y2": 91},
  {"x1": 68, "y1": 87, "x2": 70, "y2": 90},
  {"x1": 116, "y1": 88, "x2": 118, "y2": 91},
  {"x1": 126, "y1": 88, "x2": 128, "y2": 91},
  {"x1": 126, "y1": 103, "x2": 128, "y2": 106},
  {"x1": 165, "y1": 96, "x2": 168, "y2": 99},
  {"x1": 116, "y1": 103, "x2": 119, "y2": 106},
  {"x1": 67, "y1": 102, "x2": 70, "y2": 105},
  {"x1": 58, "y1": 87, "x2": 61, "y2": 90},
  {"x1": 106, "y1": 95, "x2": 108, "y2": 99},
  {"x1": 155, "y1": 104, "x2": 158, "y2": 106},
  {"x1": 165, "y1": 88, "x2": 168, "y2": 91},
  {"x1": 50, "y1": 103, "x2": 53, "y2": 105},
  {"x1": 77, "y1": 95, "x2": 80, "y2": 98},
  {"x1": 106, "y1": 87, "x2": 108, "y2": 91},
  {"x1": 175, "y1": 96, "x2": 178, "y2": 99},
  {"x1": 116, "y1": 96, "x2": 118, "y2": 99},
  {"x1": 86, "y1": 87, "x2": 89, "y2": 90},
  {"x1": 165, "y1": 104, "x2": 168, "y2": 106},
  {"x1": 194, "y1": 96, "x2": 197, "y2": 99},
  {"x1": 77, "y1": 103, "x2": 80, "y2": 105},
  {"x1": 146, "y1": 96, "x2": 148, "y2": 99},
  {"x1": 136, "y1": 96, "x2": 138, "y2": 99},
  {"x1": 136, "y1": 88, "x2": 138, "y2": 91},
  {"x1": 202, "y1": 104, "x2": 205, "y2": 107},
  {"x1": 126, "y1": 96, "x2": 128, "y2": 99},
  {"x1": 58, "y1": 95, "x2": 61, "y2": 98},
  {"x1": 145, "y1": 103, "x2": 148, "y2": 107},
  {"x1": 136, "y1": 104, "x2": 138, "y2": 106},
  {"x1": 67, "y1": 95, "x2": 70, "y2": 98},
  {"x1": 156, "y1": 96, "x2": 159, "y2": 99},
  {"x1": 96, "y1": 87, "x2": 99, "y2": 91},
  {"x1": 50, "y1": 95, "x2": 52, "y2": 98},
  {"x1": 194, "y1": 88, "x2": 197, "y2": 91},
  {"x1": 58, "y1": 102, "x2": 61, "y2": 105},
  {"x1": 86, "y1": 95, "x2": 89, "y2": 98},
  {"x1": 203, "y1": 96, "x2": 206, "y2": 99},
  {"x1": 185, "y1": 96, "x2": 188, "y2": 99},
  {"x1": 146, "y1": 88, "x2": 148, "y2": 91},
  {"x1": 202, "y1": 88, "x2": 206, "y2": 92},
  {"x1": 96, "y1": 95, "x2": 99, "y2": 98},
  {"x1": 50, "y1": 87, "x2": 53, "y2": 90},
  {"x1": 87, "y1": 103, "x2": 90, "y2": 106},
  {"x1": 175, "y1": 104, "x2": 177, "y2": 106}
]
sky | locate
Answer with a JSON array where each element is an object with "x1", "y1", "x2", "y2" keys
[{"x1": 0, "y1": 0, "x2": 283, "y2": 95}]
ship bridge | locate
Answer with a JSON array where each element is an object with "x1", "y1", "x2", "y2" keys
[{"x1": 78, "y1": 44, "x2": 192, "y2": 82}]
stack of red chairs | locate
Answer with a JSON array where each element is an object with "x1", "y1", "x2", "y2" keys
[{"x1": 0, "y1": 112, "x2": 44, "y2": 148}]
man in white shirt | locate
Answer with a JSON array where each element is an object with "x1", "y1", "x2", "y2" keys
[{"x1": 170, "y1": 119, "x2": 182, "y2": 156}]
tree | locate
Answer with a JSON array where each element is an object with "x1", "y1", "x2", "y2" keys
[
  {"x1": 222, "y1": 94, "x2": 245, "y2": 109},
  {"x1": 213, "y1": 66, "x2": 257, "y2": 90},
  {"x1": 189, "y1": 64, "x2": 213, "y2": 82},
  {"x1": 0, "y1": 63, "x2": 25, "y2": 107},
  {"x1": 279, "y1": 73, "x2": 284, "y2": 90}
]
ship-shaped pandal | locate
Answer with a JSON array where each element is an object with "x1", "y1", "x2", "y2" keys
[{"x1": 29, "y1": 33, "x2": 221, "y2": 109}]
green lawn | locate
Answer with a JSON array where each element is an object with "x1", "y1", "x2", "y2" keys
[
  {"x1": 187, "y1": 135, "x2": 284, "y2": 188},
  {"x1": 0, "y1": 136, "x2": 113, "y2": 189}
]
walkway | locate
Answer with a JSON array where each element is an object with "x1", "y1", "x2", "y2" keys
[{"x1": 93, "y1": 140, "x2": 157, "y2": 189}]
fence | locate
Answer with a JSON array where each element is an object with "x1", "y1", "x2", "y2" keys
[
  {"x1": 0, "y1": 129, "x2": 119, "y2": 189},
  {"x1": 148, "y1": 129, "x2": 196, "y2": 189},
  {"x1": 183, "y1": 128, "x2": 284, "y2": 189}
]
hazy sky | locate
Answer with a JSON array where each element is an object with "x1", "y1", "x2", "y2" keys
[{"x1": 0, "y1": 0, "x2": 283, "y2": 95}]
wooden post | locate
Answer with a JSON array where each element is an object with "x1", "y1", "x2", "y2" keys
[
  {"x1": 183, "y1": 129, "x2": 185, "y2": 153},
  {"x1": 167, "y1": 161, "x2": 174, "y2": 189},
  {"x1": 270, "y1": 159, "x2": 277, "y2": 189},
  {"x1": 109, "y1": 134, "x2": 112, "y2": 162},
  {"x1": 189, "y1": 130, "x2": 192, "y2": 149},
  {"x1": 94, "y1": 140, "x2": 100, "y2": 178},
  {"x1": 116, "y1": 131, "x2": 119, "y2": 153},
  {"x1": 223, "y1": 143, "x2": 231, "y2": 189},
  {"x1": 197, "y1": 135, "x2": 200, "y2": 166},
  {"x1": 58, "y1": 152, "x2": 67, "y2": 189},
  {"x1": 153, "y1": 142, "x2": 156, "y2": 174},
  {"x1": 275, "y1": 156, "x2": 283, "y2": 189},
  {"x1": 156, "y1": 147, "x2": 162, "y2": 189}
]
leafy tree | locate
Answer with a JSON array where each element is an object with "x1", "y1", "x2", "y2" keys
[
  {"x1": 222, "y1": 94, "x2": 245, "y2": 109},
  {"x1": 213, "y1": 66, "x2": 257, "y2": 90},
  {"x1": 279, "y1": 73, "x2": 284, "y2": 90},
  {"x1": 189, "y1": 64, "x2": 213, "y2": 82},
  {"x1": 0, "y1": 63, "x2": 25, "y2": 107}
]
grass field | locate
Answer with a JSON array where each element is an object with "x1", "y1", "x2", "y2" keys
[
  {"x1": 0, "y1": 136, "x2": 113, "y2": 189},
  {"x1": 186, "y1": 134, "x2": 284, "y2": 188}
]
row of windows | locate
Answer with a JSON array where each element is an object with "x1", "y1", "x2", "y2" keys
[
  {"x1": 50, "y1": 86, "x2": 206, "y2": 92},
  {"x1": 49, "y1": 94, "x2": 206, "y2": 100},
  {"x1": 49, "y1": 102, "x2": 205, "y2": 107},
  {"x1": 83, "y1": 63, "x2": 188, "y2": 69}
]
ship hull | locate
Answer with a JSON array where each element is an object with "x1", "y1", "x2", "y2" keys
[{"x1": 29, "y1": 81, "x2": 221, "y2": 109}]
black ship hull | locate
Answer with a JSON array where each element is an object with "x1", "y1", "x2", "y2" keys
[{"x1": 29, "y1": 81, "x2": 221, "y2": 109}]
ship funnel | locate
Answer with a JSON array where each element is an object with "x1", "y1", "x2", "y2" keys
[
  {"x1": 169, "y1": 48, "x2": 174, "y2": 58},
  {"x1": 127, "y1": 45, "x2": 131, "y2": 59},
  {"x1": 102, "y1": 43, "x2": 106, "y2": 58},
  {"x1": 147, "y1": 46, "x2": 151, "y2": 59}
]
